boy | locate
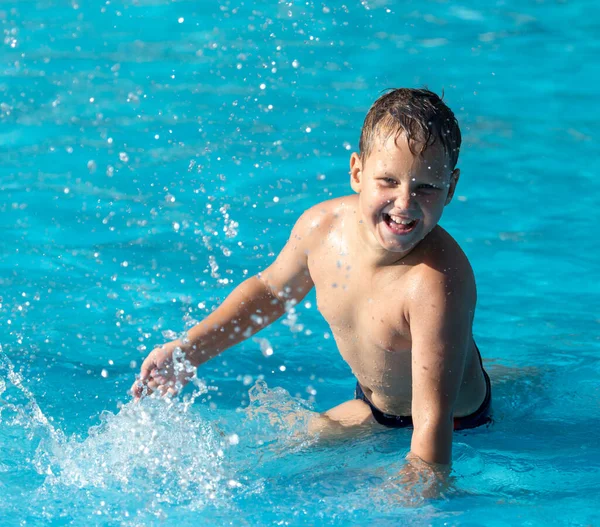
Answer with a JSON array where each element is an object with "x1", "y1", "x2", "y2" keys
[{"x1": 130, "y1": 88, "x2": 492, "y2": 469}]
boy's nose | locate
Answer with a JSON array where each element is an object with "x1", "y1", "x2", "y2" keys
[{"x1": 393, "y1": 189, "x2": 416, "y2": 210}]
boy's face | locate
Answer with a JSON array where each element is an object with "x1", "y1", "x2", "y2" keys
[{"x1": 350, "y1": 133, "x2": 459, "y2": 257}]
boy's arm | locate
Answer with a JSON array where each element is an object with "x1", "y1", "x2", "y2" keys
[
  {"x1": 184, "y1": 209, "x2": 316, "y2": 364},
  {"x1": 407, "y1": 266, "x2": 476, "y2": 466},
  {"x1": 131, "y1": 209, "x2": 317, "y2": 399}
]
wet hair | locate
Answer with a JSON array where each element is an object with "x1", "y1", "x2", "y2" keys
[{"x1": 359, "y1": 88, "x2": 461, "y2": 170}]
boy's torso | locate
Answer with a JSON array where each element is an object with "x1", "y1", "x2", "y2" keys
[{"x1": 304, "y1": 195, "x2": 486, "y2": 417}]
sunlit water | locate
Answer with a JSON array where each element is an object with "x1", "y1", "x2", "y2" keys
[{"x1": 1, "y1": 1, "x2": 599, "y2": 525}]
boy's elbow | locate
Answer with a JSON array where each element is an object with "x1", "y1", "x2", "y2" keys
[
  {"x1": 247, "y1": 274, "x2": 286, "y2": 319},
  {"x1": 254, "y1": 273, "x2": 280, "y2": 301}
]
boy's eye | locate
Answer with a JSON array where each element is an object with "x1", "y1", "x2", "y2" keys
[{"x1": 379, "y1": 177, "x2": 397, "y2": 185}]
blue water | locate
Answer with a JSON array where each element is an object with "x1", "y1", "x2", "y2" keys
[{"x1": 1, "y1": 0, "x2": 599, "y2": 525}]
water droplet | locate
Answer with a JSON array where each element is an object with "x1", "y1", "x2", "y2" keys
[{"x1": 254, "y1": 337, "x2": 273, "y2": 357}]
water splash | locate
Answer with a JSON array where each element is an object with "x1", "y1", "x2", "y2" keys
[
  {"x1": 34, "y1": 395, "x2": 231, "y2": 511},
  {"x1": 243, "y1": 379, "x2": 314, "y2": 440},
  {"x1": 0, "y1": 345, "x2": 238, "y2": 519},
  {"x1": 0, "y1": 346, "x2": 63, "y2": 446}
]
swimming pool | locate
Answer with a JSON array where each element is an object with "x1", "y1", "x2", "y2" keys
[{"x1": 1, "y1": 0, "x2": 599, "y2": 525}]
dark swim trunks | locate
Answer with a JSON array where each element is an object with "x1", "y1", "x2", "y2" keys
[{"x1": 355, "y1": 345, "x2": 492, "y2": 431}]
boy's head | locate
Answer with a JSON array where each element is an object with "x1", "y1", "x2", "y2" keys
[
  {"x1": 349, "y1": 89, "x2": 463, "y2": 257},
  {"x1": 358, "y1": 88, "x2": 461, "y2": 170}
]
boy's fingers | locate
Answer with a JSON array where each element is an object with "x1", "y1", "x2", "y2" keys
[
  {"x1": 160, "y1": 386, "x2": 178, "y2": 398},
  {"x1": 150, "y1": 367, "x2": 164, "y2": 378},
  {"x1": 140, "y1": 349, "x2": 164, "y2": 381},
  {"x1": 131, "y1": 377, "x2": 151, "y2": 397},
  {"x1": 130, "y1": 382, "x2": 140, "y2": 397},
  {"x1": 130, "y1": 355, "x2": 161, "y2": 400},
  {"x1": 150, "y1": 369, "x2": 168, "y2": 384},
  {"x1": 139, "y1": 359, "x2": 155, "y2": 381}
]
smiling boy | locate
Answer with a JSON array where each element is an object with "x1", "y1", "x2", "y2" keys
[{"x1": 131, "y1": 88, "x2": 492, "y2": 468}]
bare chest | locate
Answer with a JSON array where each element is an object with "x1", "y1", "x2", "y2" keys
[{"x1": 308, "y1": 248, "x2": 414, "y2": 394}]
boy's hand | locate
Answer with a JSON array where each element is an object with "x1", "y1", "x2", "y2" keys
[
  {"x1": 394, "y1": 453, "x2": 451, "y2": 501},
  {"x1": 130, "y1": 340, "x2": 197, "y2": 401}
]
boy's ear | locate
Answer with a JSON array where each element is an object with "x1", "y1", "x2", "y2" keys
[
  {"x1": 350, "y1": 153, "x2": 363, "y2": 193},
  {"x1": 445, "y1": 168, "x2": 460, "y2": 205}
]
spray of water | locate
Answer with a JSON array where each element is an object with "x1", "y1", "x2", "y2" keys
[
  {"x1": 244, "y1": 379, "x2": 314, "y2": 436},
  {"x1": 0, "y1": 346, "x2": 63, "y2": 447},
  {"x1": 39, "y1": 397, "x2": 234, "y2": 510},
  {"x1": 0, "y1": 345, "x2": 239, "y2": 517}
]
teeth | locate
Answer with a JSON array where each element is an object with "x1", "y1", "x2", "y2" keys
[{"x1": 389, "y1": 215, "x2": 414, "y2": 225}]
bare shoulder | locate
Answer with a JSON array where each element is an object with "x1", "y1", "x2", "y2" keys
[
  {"x1": 292, "y1": 195, "x2": 356, "y2": 240},
  {"x1": 406, "y1": 226, "x2": 476, "y2": 309}
]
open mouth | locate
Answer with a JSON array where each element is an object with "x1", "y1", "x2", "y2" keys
[{"x1": 383, "y1": 213, "x2": 418, "y2": 235}]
